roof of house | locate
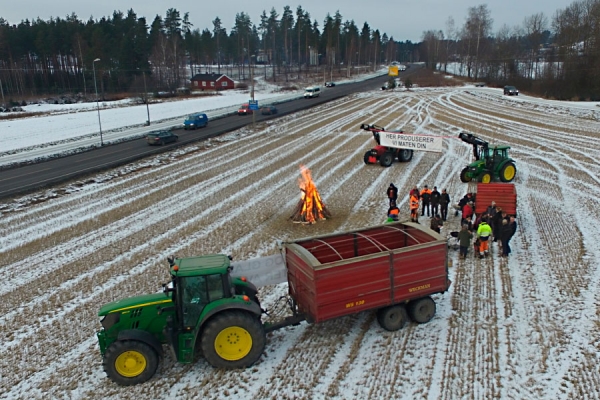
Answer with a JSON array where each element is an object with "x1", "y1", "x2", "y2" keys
[{"x1": 190, "y1": 73, "x2": 232, "y2": 82}]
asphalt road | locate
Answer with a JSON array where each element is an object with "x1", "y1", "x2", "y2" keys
[{"x1": 0, "y1": 71, "x2": 413, "y2": 200}]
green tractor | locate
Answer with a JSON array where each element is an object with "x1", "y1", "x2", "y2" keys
[
  {"x1": 96, "y1": 254, "x2": 265, "y2": 386},
  {"x1": 459, "y1": 132, "x2": 517, "y2": 183}
]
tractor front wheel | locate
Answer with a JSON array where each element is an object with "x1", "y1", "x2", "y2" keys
[
  {"x1": 499, "y1": 162, "x2": 517, "y2": 182},
  {"x1": 460, "y1": 168, "x2": 471, "y2": 183},
  {"x1": 201, "y1": 311, "x2": 265, "y2": 369},
  {"x1": 377, "y1": 304, "x2": 409, "y2": 331},
  {"x1": 364, "y1": 151, "x2": 375, "y2": 164},
  {"x1": 103, "y1": 340, "x2": 159, "y2": 386},
  {"x1": 379, "y1": 152, "x2": 394, "y2": 167},
  {"x1": 479, "y1": 171, "x2": 492, "y2": 183}
]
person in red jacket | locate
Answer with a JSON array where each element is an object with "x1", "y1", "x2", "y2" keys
[{"x1": 462, "y1": 201, "x2": 474, "y2": 227}]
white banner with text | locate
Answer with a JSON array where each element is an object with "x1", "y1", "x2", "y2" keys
[{"x1": 379, "y1": 131, "x2": 443, "y2": 152}]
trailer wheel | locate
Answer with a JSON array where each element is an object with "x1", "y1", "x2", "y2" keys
[
  {"x1": 379, "y1": 152, "x2": 394, "y2": 167},
  {"x1": 499, "y1": 162, "x2": 516, "y2": 182},
  {"x1": 398, "y1": 149, "x2": 413, "y2": 162},
  {"x1": 408, "y1": 296, "x2": 436, "y2": 323},
  {"x1": 103, "y1": 340, "x2": 159, "y2": 386},
  {"x1": 460, "y1": 168, "x2": 471, "y2": 183},
  {"x1": 479, "y1": 171, "x2": 492, "y2": 183},
  {"x1": 364, "y1": 151, "x2": 375, "y2": 164},
  {"x1": 376, "y1": 304, "x2": 408, "y2": 331},
  {"x1": 201, "y1": 311, "x2": 265, "y2": 369}
]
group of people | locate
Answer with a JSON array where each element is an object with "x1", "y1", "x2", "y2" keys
[
  {"x1": 386, "y1": 183, "x2": 451, "y2": 234},
  {"x1": 456, "y1": 199, "x2": 517, "y2": 259}
]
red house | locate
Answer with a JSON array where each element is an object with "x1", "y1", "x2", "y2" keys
[{"x1": 190, "y1": 73, "x2": 234, "y2": 91}]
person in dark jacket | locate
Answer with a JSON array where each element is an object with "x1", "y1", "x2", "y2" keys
[
  {"x1": 420, "y1": 185, "x2": 432, "y2": 216},
  {"x1": 455, "y1": 192, "x2": 473, "y2": 216},
  {"x1": 430, "y1": 186, "x2": 441, "y2": 216},
  {"x1": 440, "y1": 188, "x2": 451, "y2": 221},
  {"x1": 501, "y1": 216, "x2": 517, "y2": 257},
  {"x1": 387, "y1": 183, "x2": 398, "y2": 206},
  {"x1": 492, "y1": 208, "x2": 505, "y2": 242},
  {"x1": 430, "y1": 214, "x2": 443, "y2": 233},
  {"x1": 458, "y1": 224, "x2": 473, "y2": 259}
]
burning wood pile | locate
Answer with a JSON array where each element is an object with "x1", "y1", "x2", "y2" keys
[{"x1": 290, "y1": 165, "x2": 332, "y2": 224}]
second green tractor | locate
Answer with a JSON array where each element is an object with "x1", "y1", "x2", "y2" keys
[{"x1": 459, "y1": 132, "x2": 517, "y2": 183}]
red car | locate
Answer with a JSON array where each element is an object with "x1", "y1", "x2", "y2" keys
[{"x1": 237, "y1": 104, "x2": 253, "y2": 115}]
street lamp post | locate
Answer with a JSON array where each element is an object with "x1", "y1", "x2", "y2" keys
[
  {"x1": 143, "y1": 71, "x2": 150, "y2": 125},
  {"x1": 92, "y1": 58, "x2": 103, "y2": 146},
  {"x1": 250, "y1": 55, "x2": 255, "y2": 129}
]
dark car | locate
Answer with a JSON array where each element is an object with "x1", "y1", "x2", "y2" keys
[
  {"x1": 324, "y1": 82, "x2": 336, "y2": 87},
  {"x1": 260, "y1": 105, "x2": 278, "y2": 115},
  {"x1": 237, "y1": 103, "x2": 253, "y2": 115},
  {"x1": 504, "y1": 85, "x2": 519, "y2": 96},
  {"x1": 146, "y1": 130, "x2": 178, "y2": 146}
]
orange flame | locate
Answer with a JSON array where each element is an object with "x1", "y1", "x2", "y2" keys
[{"x1": 297, "y1": 165, "x2": 328, "y2": 224}]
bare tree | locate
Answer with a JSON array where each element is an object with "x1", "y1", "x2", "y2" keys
[
  {"x1": 523, "y1": 13, "x2": 548, "y2": 79},
  {"x1": 461, "y1": 4, "x2": 493, "y2": 79}
]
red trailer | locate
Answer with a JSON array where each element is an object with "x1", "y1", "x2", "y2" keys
[
  {"x1": 475, "y1": 183, "x2": 517, "y2": 216},
  {"x1": 278, "y1": 221, "x2": 451, "y2": 331}
]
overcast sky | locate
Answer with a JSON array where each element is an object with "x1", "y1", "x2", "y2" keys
[{"x1": 2, "y1": 1, "x2": 572, "y2": 42}]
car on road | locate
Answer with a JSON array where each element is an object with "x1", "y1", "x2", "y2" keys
[
  {"x1": 504, "y1": 85, "x2": 519, "y2": 96},
  {"x1": 237, "y1": 103, "x2": 253, "y2": 115},
  {"x1": 324, "y1": 82, "x2": 336, "y2": 87},
  {"x1": 260, "y1": 105, "x2": 278, "y2": 115},
  {"x1": 304, "y1": 86, "x2": 320, "y2": 98},
  {"x1": 183, "y1": 113, "x2": 208, "y2": 130},
  {"x1": 146, "y1": 130, "x2": 178, "y2": 146}
]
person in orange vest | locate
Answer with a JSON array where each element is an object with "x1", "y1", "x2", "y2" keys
[
  {"x1": 409, "y1": 193, "x2": 420, "y2": 223},
  {"x1": 409, "y1": 185, "x2": 420, "y2": 200},
  {"x1": 420, "y1": 185, "x2": 432, "y2": 217},
  {"x1": 387, "y1": 204, "x2": 400, "y2": 221}
]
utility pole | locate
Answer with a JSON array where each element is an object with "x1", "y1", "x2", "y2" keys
[{"x1": 143, "y1": 71, "x2": 150, "y2": 125}]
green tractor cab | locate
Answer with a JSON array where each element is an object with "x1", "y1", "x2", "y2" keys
[
  {"x1": 459, "y1": 132, "x2": 516, "y2": 183},
  {"x1": 97, "y1": 254, "x2": 264, "y2": 386}
]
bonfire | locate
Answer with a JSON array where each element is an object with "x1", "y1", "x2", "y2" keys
[{"x1": 290, "y1": 165, "x2": 332, "y2": 224}]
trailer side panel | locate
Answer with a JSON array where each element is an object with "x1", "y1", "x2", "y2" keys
[{"x1": 285, "y1": 222, "x2": 450, "y2": 324}]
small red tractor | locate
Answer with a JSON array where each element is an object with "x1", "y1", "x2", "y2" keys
[{"x1": 361, "y1": 123, "x2": 414, "y2": 167}]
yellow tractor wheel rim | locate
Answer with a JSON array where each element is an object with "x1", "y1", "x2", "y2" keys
[
  {"x1": 503, "y1": 165, "x2": 516, "y2": 180},
  {"x1": 481, "y1": 174, "x2": 491, "y2": 183},
  {"x1": 115, "y1": 350, "x2": 147, "y2": 377},
  {"x1": 214, "y1": 326, "x2": 253, "y2": 361}
]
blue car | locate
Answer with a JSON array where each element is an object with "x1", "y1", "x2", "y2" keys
[{"x1": 183, "y1": 113, "x2": 208, "y2": 130}]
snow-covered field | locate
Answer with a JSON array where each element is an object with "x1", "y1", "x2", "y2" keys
[{"x1": 1, "y1": 84, "x2": 600, "y2": 399}]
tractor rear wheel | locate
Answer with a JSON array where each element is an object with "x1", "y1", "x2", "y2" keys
[
  {"x1": 398, "y1": 149, "x2": 413, "y2": 162},
  {"x1": 408, "y1": 296, "x2": 436, "y2": 323},
  {"x1": 377, "y1": 304, "x2": 408, "y2": 331},
  {"x1": 379, "y1": 152, "x2": 394, "y2": 167},
  {"x1": 479, "y1": 171, "x2": 492, "y2": 183},
  {"x1": 499, "y1": 162, "x2": 516, "y2": 182},
  {"x1": 201, "y1": 311, "x2": 265, "y2": 369},
  {"x1": 364, "y1": 151, "x2": 374, "y2": 164},
  {"x1": 103, "y1": 340, "x2": 159, "y2": 386}
]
